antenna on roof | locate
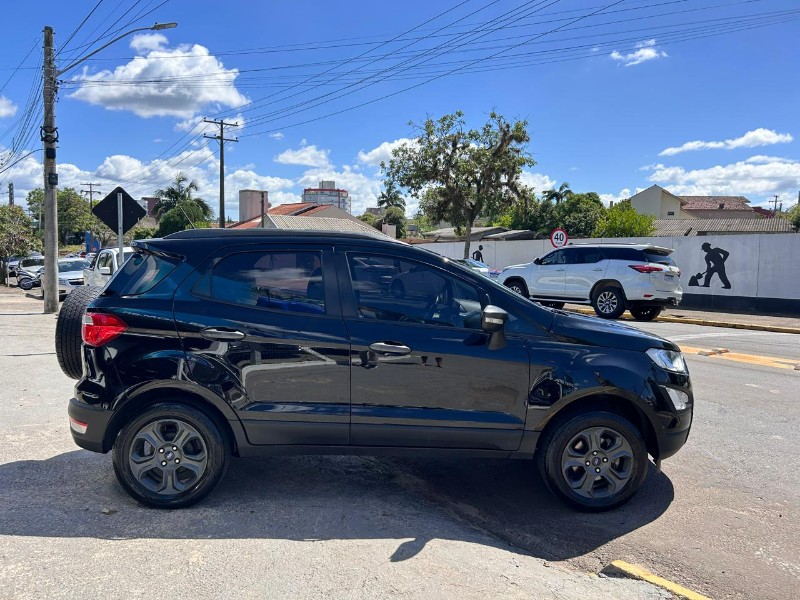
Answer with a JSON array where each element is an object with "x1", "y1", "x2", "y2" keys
[{"x1": 176, "y1": 204, "x2": 196, "y2": 229}]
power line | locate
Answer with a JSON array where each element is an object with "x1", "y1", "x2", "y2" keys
[
  {"x1": 57, "y1": 0, "x2": 107, "y2": 58},
  {"x1": 202, "y1": 118, "x2": 239, "y2": 228}
]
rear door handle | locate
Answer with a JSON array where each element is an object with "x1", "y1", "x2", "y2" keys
[
  {"x1": 201, "y1": 328, "x2": 246, "y2": 341},
  {"x1": 592, "y1": 268, "x2": 604, "y2": 271},
  {"x1": 555, "y1": 268, "x2": 565, "y2": 272},
  {"x1": 369, "y1": 342, "x2": 412, "y2": 356}
]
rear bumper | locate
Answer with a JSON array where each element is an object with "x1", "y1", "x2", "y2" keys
[{"x1": 68, "y1": 397, "x2": 113, "y2": 453}]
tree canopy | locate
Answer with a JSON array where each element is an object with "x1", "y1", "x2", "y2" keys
[
  {"x1": 592, "y1": 200, "x2": 655, "y2": 238},
  {"x1": 0, "y1": 205, "x2": 40, "y2": 284},
  {"x1": 154, "y1": 173, "x2": 213, "y2": 221},
  {"x1": 26, "y1": 187, "x2": 114, "y2": 245},
  {"x1": 384, "y1": 110, "x2": 534, "y2": 257},
  {"x1": 156, "y1": 201, "x2": 210, "y2": 237}
]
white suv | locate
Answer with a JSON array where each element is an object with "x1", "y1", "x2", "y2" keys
[{"x1": 498, "y1": 244, "x2": 682, "y2": 320}]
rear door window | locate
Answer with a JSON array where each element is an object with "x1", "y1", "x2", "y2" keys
[
  {"x1": 644, "y1": 251, "x2": 676, "y2": 266},
  {"x1": 194, "y1": 251, "x2": 325, "y2": 315},
  {"x1": 106, "y1": 252, "x2": 181, "y2": 296}
]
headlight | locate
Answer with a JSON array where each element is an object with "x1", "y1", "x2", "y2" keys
[
  {"x1": 646, "y1": 348, "x2": 687, "y2": 373},
  {"x1": 58, "y1": 278, "x2": 69, "y2": 285}
]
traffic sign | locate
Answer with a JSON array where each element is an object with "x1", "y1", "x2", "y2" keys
[
  {"x1": 92, "y1": 186, "x2": 146, "y2": 234},
  {"x1": 550, "y1": 228, "x2": 568, "y2": 248}
]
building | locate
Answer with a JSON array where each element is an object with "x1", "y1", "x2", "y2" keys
[
  {"x1": 230, "y1": 202, "x2": 361, "y2": 229},
  {"x1": 302, "y1": 180, "x2": 350, "y2": 213},
  {"x1": 629, "y1": 185, "x2": 759, "y2": 220},
  {"x1": 628, "y1": 185, "x2": 690, "y2": 219},
  {"x1": 652, "y1": 218, "x2": 793, "y2": 236},
  {"x1": 139, "y1": 196, "x2": 158, "y2": 217},
  {"x1": 238, "y1": 189, "x2": 270, "y2": 222}
]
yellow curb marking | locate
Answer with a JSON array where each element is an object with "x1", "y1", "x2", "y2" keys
[
  {"x1": 609, "y1": 560, "x2": 713, "y2": 600},
  {"x1": 679, "y1": 346, "x2": 799, "y2": 370}
]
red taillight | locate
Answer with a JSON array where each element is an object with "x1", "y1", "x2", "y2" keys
[
  {"x1": 629, "y1": 264, "x2": 663, "y2": 273},
  {"x1": 82, "y1": 312, "x2": 128, "y2": 347}
]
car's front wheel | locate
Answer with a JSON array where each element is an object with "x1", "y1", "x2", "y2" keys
[
  {"x1": 504, "y1": 278, "x2": 529, "y2": 297},
  {"x1": 112, "y1": 404, "x2": 229, "y2": 509},
  {"x1": 630, "y1": 305, "x2": 662, "y2": 321},
  {"x1": 592, "y1": 286, "x2": 625, "y2": 319},
  {"x1": 537, "y1": 411, "x2": 648, "y2": 511}
]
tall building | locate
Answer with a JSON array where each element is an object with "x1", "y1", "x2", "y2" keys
[
  {"x1": 302, "y1": 180, "x2": 350, "y2": 213},
  {"x1": 238, "y1": 189, "x2": 270, "y2": 222}
]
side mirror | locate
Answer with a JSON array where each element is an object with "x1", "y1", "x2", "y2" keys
[
  {"x1": 481, "y1": 305, "x2": 508, "y2": 350},
  {"x1": 99, "y1": 266, "x2": 111, "y2": 275},
  {"x1": 533, "y1": 258, "x2": 542, "y2": 265}
]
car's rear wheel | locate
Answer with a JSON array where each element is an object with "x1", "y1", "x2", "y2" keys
[
  {"x1": 55, "y1": 285, "x2": 102, "y2": 380},
  {"x1": 112, "y1": 404, "x2": 228, "y2": 509},
  {"x1": 504, "y1": 278, "x2": 529, "y2": 297},
  {"x1": 537, "y1": 411, "x2": 648, "y2": 511},
  {"x1": 592, "y1": 286, "x2": 625, "y2": 319},
  {"x1": 630, "y1": 306, "x2": 662, "y2": 321}
]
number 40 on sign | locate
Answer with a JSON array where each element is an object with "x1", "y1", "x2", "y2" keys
[{"x1": 550, "y1": 228, "x2": 568, "y2": 248}]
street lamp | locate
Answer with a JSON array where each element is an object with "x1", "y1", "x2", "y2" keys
[{"x1": 41, "y1": 22, "x2": 177, "y2": 313}]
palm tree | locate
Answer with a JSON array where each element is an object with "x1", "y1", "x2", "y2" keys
[
  {"x1": 153, "y1": 172, "x2": 213, "y2": 221},
  {"x1": 377, "y1": 181, "x2": 406, "y2": 211},
  {"x1": 542, "y1": 181, "x2": 573, "y2": 204}
]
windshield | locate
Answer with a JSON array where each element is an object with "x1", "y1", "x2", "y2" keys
[
  {"x1": 20, "y1": 258, "x2": 44, "y2": 269},
  {"x1": 58, "y1": 260, "x2": 89, "y2": 272}
]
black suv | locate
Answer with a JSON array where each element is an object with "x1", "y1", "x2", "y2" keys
[{"x1": 65, "y1": 229, "x2": 693, "y2": 511}]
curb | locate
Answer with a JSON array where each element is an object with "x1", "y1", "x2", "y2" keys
[
  {"x1": 601, "y1": 560, "x2": 712, "y2": 600},
  {"x1": 568, "y1": 307, "x2": 800, "y2": 335}
]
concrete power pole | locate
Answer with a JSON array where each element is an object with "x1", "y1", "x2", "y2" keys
[
  {"x1": 7, "y1": 182, "x2": 12, "y2": 206},
  {"x1": 203, "y1": 118, "x2": 239, "y2": 228},
  {"x1": 41, "y1": 26, "x2": 59, "y2": 314}
]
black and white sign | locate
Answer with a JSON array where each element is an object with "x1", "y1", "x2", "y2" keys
[{"x1": 549, "y1": 228, "x2": 568, "y2": 248}]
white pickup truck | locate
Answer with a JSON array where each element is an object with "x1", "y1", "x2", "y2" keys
[{"x1": 83, "y1": 247, "x2": 133, "y2": 287}]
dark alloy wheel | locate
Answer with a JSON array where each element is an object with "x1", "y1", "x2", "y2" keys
[
  {"x1": 504, "y1": 279, "x2": 528, "y2": 297},
  {"x1": 112, "y1": 404, "x2": 228, "y2": 508},
  {"x1": 630, "y1": 306, "x2": 662, "y2": 321},
  {"x1": 537, "y1": 411, "x2": 648, "y2": 511},
  {"x1": 592, "y1": 286, "x2": 625, "y2": 319}
]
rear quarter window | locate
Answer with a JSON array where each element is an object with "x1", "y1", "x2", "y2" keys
[
  {"x1": 105, "y1": 252, "x2": 181, "y2": 296},
  {"x1": 644, "y1": 251, "x2": 676, "y2": 266}
]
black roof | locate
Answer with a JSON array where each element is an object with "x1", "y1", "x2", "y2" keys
[{"x1": 165, "y1": 228, "x2": 398, "y2": 243}]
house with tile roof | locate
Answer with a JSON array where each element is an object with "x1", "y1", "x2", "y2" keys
[
  {"x1": 678, "y1": 196, "x2": 755, "y2": 219},
  {"x1": 229, "y1": 202, "x2": 360, "y2": 229}
]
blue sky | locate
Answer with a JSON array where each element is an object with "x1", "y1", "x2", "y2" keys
[{"x1": 1, "y1": 0, "x2": 798, "y2": 221}]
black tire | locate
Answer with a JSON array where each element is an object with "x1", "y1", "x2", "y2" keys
[
  {"x1": 629, "y1": 306, "x2": 662, "y2": 321},
  {"x1": 112, "y1": 403, "x2": 229, "y2": 509},
  {"x1": 536, "y1": 411, "x2": 648, "y2": 511},
  {"x1": 504, "y1": 278, "x2": 529, "y2": 297},
  {"x1": 18, "y1": 277, "x2": 34, "y2": 291},
  {"x1": 55, "y1": 285, "x2": 102, "y2": 380},
  {"x1": 592, "y1": 286, "x2": 625, "y2": 319},
  {"x1": 540, "y1": 301, "x2": 565, "y2": 309}
]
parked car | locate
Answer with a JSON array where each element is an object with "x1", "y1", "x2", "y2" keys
[
  {"x1": 8, "y1": 252, "x2": 43, "y2": 278},
  {"x1": 498, "y1": 244, "x2": 683, "y2": 320},
  {"x1": 455, "y1": 258, "x2": 501, "y2": 279},
  {"x1": 63, "y1": 229, "x2": 693, "y2": 511},
  {"x1": 41, "y1": 258, "x2": 90, "y2": 299},
  {"x1": 83, "y1": 247, "x2": 133, "y2": 287},
  {"x1": 16, "y1": 256, "x2": 45, "y2": 280}
]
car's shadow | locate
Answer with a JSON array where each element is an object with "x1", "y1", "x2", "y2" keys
[{"x1": 0, "y1": 450, "x2": 673, "y2": 562}]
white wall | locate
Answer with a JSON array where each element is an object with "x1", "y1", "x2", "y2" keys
[{"x1": 419, "y1": 233, "x2": 800, "y2": 303}]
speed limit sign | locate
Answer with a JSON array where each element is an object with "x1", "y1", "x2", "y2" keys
[{"x1": 550, "y1": 228, "x2": 568, "y2": 248}]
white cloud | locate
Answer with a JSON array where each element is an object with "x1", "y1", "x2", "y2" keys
[
  {"x1": 610, "y1": 39, "x2": 667, "y2": 67},
  {"x1": 647, "y1": 156, "x2": 800, "y2": 203},
  {"x1": 659, "y1": 128, "x2": 794, "y2": 156},
  {"x1": 68, "y1": 36, "x2": 248, "y2": 118},
  {"x1": 519, "y1": 171, "x2": 556, "y2": 192},
  {"x1": 0, "y1": 96, "x2": 17, "y2": 118},
  {"x1": 268, "y1": 132, "x2": 285, "y2": 140},
  {"x1": 356, "y1": 138, "x2": 416, "y2": 166},
  {"x1": 274, "y1": 144, "x2": 331, "y2": 168},
  {"x1": 599, "y1": 188, "x2": 637, "y2": 206}
]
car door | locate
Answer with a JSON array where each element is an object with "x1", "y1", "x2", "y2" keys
[
  {"x1": 564, "y1": 247, "x2": 607, "y2": 300},
  {"x1": 339, "y1": 249, "x2": 531, "y2": 451},
  {"x1": 94, "y1": 251, "x2": 112, "y2": 286},
  {"x1": 530, "y1": 249, "x2": 567, "y2": 297},
  {"x1": 173, "y1": 244, "x2": 351, "y2": 446}
]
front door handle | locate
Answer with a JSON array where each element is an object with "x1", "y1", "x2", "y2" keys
[
  {"x1": 555, "y1": 268, "x2": 565, "y2": 272},
  {"x1": 592, "y1": 268, "x2": 604, "y2": 271},
  {"x1": 369, "y1": 342, "x2": 412, "y2": 356},
  {"x1": 201, "y1": 328, "x2": 246, "y2": 341}
]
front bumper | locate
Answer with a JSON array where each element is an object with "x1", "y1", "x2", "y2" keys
[{"x1": 68, "y1": 397, "x2": 113, "y2": 453}]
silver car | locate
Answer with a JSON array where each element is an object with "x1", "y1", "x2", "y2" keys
[{"x1": 41, "y1": 258, "x2": 90, "y2": 299}]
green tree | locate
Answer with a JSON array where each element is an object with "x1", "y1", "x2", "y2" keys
[
  {"x1": 153, "y1": 172, "x2": 213, "y2": 221},
  {"x1": 26, "y1": 188, "x2": 97, "y2": 245},
  {"x1": 129, "y1": 225, "x2": 158, "y2": 241},
  {"x1": 380, "y1": 206, "x2": 407, "y2": 238},
  {"x1": 358, "y1": 212, "x2": 379, "y2": 227},
  {"x1": 592, "y1": 200, "x2": 655, "y2": 238},
  {"x1": 384, "y1": 110, "x2": 534, "y2": 258},
  {"x1": 542, "y1": 181, "x2": 573, "y2": 204},
  {"x1": 376, "y1": 181, "x2": 405, "y2": 211},
  {"x1": 156, "y1": 201, "x2": 210, "y2": 237},
  {"x1": 786, "y1": 203, "x2": 800, "y2": 232},
  {"x1": 555, "y1": 192, "x2": 606, "y2": 238},
  {"x1": 0, "y1": 205, "x2": 41, "y2": 285}
]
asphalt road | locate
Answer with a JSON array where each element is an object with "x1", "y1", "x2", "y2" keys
[{"x1": 1, "y1": 291, "x2": 797, "y2": 599}]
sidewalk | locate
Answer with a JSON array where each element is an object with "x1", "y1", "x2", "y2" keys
[{"x1": 566, "y1": 303, "x2": 800, "y2": 334}]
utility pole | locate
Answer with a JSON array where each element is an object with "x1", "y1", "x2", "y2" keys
[
  {"x1": 41, "y1": 26, "x2": 59, "y2": 314},
  {"x1": 203, "y1": 118, "x2": 239, "y2": 228},
  {"x1": 770, "y1": 194, "x2": 780, "y2": 216},
  {"x1": 7, "y1": 182, "x2": 12, "y2": 206},
  {"x1": 81, "y1": 182, "x2": 101, "y2": 252}
]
